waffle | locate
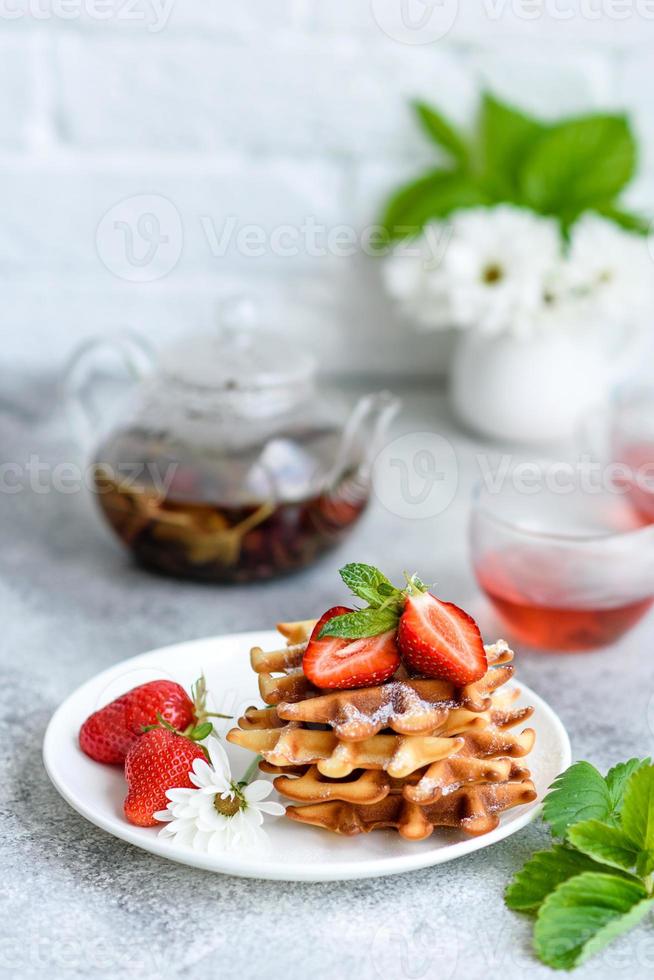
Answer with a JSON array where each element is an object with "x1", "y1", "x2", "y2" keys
[
  {"x1": 274, "y1": 765, "x2": 397, "y2": 805},
  {"x1": 285, "y1": 778, "x2": 538, "y2": 840},
  {"x1": 227, "y1": 725, "x2": 463, "y2": 779},
  {"x1": 230, "y1": 623, "x2": 538, "y2": 840}
]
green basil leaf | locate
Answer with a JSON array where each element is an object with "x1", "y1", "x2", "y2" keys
[
  {"x1": 567, "y1": 820, "x2": 642, "y2": 873},
  {"x1": 542, "y1": 761, "x2": 612, "y2": 837},
  {"x1": 413, "y1": 100, "x2": 469, "y2": 166},
  {"x1": 596, "y1": 205, "x2": 651, "y2": 235},
  {"x1": 338, "y1": 563, "x2": 397, "y2": 608},
  {"x1": 621, "y1": 765, "x2": 654, "y2": 877},
  {"x1": 318, "y1": 607, "x2": 400, "y2": 639},
  {"x1": 534, "y1": 872, "x2": 653, "y2": 970},
  {"x1": 505, "y1": 845, "x2": 616, "y2": 913},
  {"x1": 380, "y1": 169, "x2": 489, "y2": 239},
  {"x1": 520, "y1": 114, "x2": 637, "y2": 215},
  {"x1": 479, "y1": 92, "x2": 546, "y2": 201}
]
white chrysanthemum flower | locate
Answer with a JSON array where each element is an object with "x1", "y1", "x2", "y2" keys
[
  {"x1": 442, "y1": 205, "x2": 561, "y2": 337},
  {"x1": 154, "y1": 737, "x2": 284, "y2": 853},
  {"x1": 383, "y1": 206, "x2": 562, "y2": 337},
  {"x1": 564, "y1": 213, "x2": 654, "y2": 326}
]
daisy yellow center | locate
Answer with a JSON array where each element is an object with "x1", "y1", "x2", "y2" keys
[
  {"x1": 482, "y1": 262, "x2": 503, "y2": 285},
  {"x1": 213, "y1": 783, "x2": 246, "y2": 818}
]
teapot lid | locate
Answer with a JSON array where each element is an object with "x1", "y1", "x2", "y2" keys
[{"x1": 158, "y1": 298, "x2": 315, "y2": 392}]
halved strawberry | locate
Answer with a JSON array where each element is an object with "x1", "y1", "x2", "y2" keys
[
  {"x1": 303, "y1": 606, "x2": 401, "y2": 690},
  {"x1": 397, "y1": 592, "x2": 487, "y2": 685}
]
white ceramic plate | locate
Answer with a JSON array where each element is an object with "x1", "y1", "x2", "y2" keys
[{"x1": 43, "y1": 631, "x2": 571, "y2": 882}]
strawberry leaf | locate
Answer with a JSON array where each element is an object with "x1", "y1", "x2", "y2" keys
[
  {"x1": 567, "y1": 820, "x2": 642, "y2": 873},
  {"x1": 606, "y1": 758, "x2": 651, "y2": 818},
  {"x1": 505, "y1": 845, "x2": 618, "y2": 913},
  {"x1": 620, "y1": 765, "x2": 654, "y2": 877},
  {"x1": 533, "y1": 872, "x2": 653, "y2": 970},
  {"x1": 319, "y1": 607, "x2": 400, "y2": 639},
  {"x1": 542, "y1": 761, "x2": 612, "y2": 837}
]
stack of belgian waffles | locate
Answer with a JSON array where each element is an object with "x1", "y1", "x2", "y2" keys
[{"x1": 227, "y1": 620, "x2": 537, "y2": 840}]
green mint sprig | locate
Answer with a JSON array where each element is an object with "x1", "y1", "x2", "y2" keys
[
  {"x1": 380, "y1": 92, "x2": 647, "y2": 240},
  {"x1": 506, "y1": 758, "x2": 654, "y2": 970},
  {"x1": 318, "y1": 563, "x2": 427, "y2": 640}
]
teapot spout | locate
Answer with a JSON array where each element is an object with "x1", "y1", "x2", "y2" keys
[{"x1": 332, "y1": 390, "x2": 401, "y2": 482}]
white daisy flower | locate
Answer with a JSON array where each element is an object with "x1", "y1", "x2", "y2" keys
[
  {"x1": 383, "y1": 205, "x2": 562, "y2": 338},
  {"x1": 442, "y1": 205, "x2": 561, "y2": 337},
  {"x1": 154, "y1": 737, "x2": 284, "y2": 853},
  {"x1": 563, "y1": 213, "x2": 654, "y2": 327}
]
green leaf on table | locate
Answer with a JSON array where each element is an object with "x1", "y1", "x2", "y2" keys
[
  {"x1": 318, "y1": 607, "x2": 400, "y2": 640},
  {"x1": 543, "y1": 762, "x2": 613, "y2": 837},
  {"x1": 534, "y1": 872, "x2": 653, "y2": 970},
  {"x1": 412, "y1": 100, "x2": 469, "y2": 166},
  {"x1": 567, "y1": 820, "x2": 641, "y2": 872},
  {"x1": 621, "y1": 765, "x2": 654, "y2": 877},
  {"x1": 380, "y1": 169, "x2": 489, "y2": 239},
  {"x1": 338, "y1": 563, "x2": 397, "y2": 608},
  {"x1": 606, "y1": 758, "x2": 652, "y2": 817},
  {"x1": 479, "y1": 92, "x2": 546, "y2": 201},
  {"x1": 520, "y1": 114, "x2": 637, "y2": 217},
  {"x1": 505, "y1": 845, "x2": 616, "y2": 913}
]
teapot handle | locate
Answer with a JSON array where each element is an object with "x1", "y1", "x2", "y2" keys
[
  {"x1": 330, "y1": 391, "x2": 400, "y2": 484},
  {"x1": 61, "y1": 330, "x2": 156, "y2": 449}
]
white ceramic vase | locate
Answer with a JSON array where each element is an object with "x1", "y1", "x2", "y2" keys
[{"x1": 449, "y1": 329, "x2": 642, "y2": 444}]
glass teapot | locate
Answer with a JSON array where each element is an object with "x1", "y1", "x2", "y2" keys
[{"x1": 64, "y1": 300, "x2": 399, "y2": 583}]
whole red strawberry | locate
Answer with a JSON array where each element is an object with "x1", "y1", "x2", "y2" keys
[
  {"x1": 79, "y1": 680, "x2": 195, "y2": 764},
  {"x1": 123, "y1": 728, "x2": 206, "y2": 827}
]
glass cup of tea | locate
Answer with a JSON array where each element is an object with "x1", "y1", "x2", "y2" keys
[
  {"x1": 610, "y1": 385, "x2": 654, "y2": 525},
  {"x1": 470, "y1": 463, "x2": 654, "y2": 652}
]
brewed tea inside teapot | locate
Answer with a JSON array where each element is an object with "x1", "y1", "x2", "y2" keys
[{"x1": 65, "y1": 301, "x2": 399, "y2": 582}]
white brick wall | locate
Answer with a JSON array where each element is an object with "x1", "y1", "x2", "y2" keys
[{"x1": 3, "y1": 3, "x2": 654, "y2": 376}]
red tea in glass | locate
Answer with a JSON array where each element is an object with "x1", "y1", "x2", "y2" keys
[
  {"x1": 471, "y1": 471, "x2": 654, "y2": 652},
  {"x1": 475, "y1": 550, "x2": 654, "y2": 651}
]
